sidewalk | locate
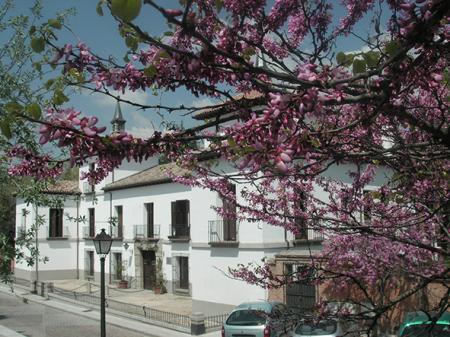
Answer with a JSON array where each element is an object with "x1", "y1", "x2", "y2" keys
[
  {"x1": 0, "y1": 284, "x2": 220, "y2": 337},
  {"x1": 0, "y1": 325, "x2": 26, "y2": 337},
  {"x1": 51, "y1": 279, "x2": 193, "y2": 315}
]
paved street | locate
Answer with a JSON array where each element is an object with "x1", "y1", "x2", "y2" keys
[{"x1": 0, "y1": 291, "x2": 155, "y2": 337}]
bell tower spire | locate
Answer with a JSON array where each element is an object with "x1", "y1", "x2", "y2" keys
[{"x1": 111, "y1": 99, "x2": 126, "y2": 133}]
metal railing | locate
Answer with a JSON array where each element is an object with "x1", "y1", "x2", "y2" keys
[
  {"x1": 204, "y1": 313, "x2": 228, "y2": 329},
  {"x1": 294, "y1": 228, "x2": 324, "y2": 241},
  {"x1": 45, "y1": 226, "x2": 69, "y2": 238},
  {"x1": 133, "y1": 224, "x2": 160, "y2": 239},
  {"x1": 169, "y1": 224, "x2": 190, "y2": 239},
  {"x1": 16, "y1": 225, "x2": 26, "y2": 238},
  {"x1": 208, "y1": 219, "x2": 238, "y2": 243},
  {"x1": 82, "y1": 226, "x2": 96, "y2": 238},
  {"x1": 50, "y1": 286, "x2": 192, "y2": 331},
  {"x1": 84, "y1": 270, "x2": 94, "y2": 279},
  {"x1": 110, "y1": 225, "x2": 123, "y2": 239}
]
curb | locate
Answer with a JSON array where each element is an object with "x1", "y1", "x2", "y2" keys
[
  {"x1": 0, "y1": 284, "x2": 220, "y2": 337},
  {"x1": 0, "y1": 325, "x2": 27, "y2": 337}
]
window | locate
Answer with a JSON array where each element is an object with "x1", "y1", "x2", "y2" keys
[
  {"x1": 177, "y1": 256, "x2": 189, "y2": 290},
  {"x1": 113, "y1": 252, "x2": 122, "y2": 281},
  {"x1": 222, "y1": 184, "x2": 237, "y2": 241},
  {"x1": 145, "y1": 203, "x2": 154, "y2": 238},
  {"x1": 21, "y1": 209, "x2": 27, "y2": 228},
  {"x1": 170, "y1": 200, "x2": 190, "y2": 238},
  {"x1": 49, "y1": 208, "x2": 63, "y2": 238},
  {"x1": 285, "y1": 263, "x2": 316, "y2": 311},
  {"x1": 85, "y1": 251, "x2": 94, "y2": 278},
  {"x1": 88, "y1": 208, "x2": 95, "y2": 237},
  {"x1": 294, "y1": 191, "x2": 308, "y2": 240},
  {"x1": 89, "y1": 163, "x2": 95, "y2": 192},
  {"x1": 114, "y1": 206, "x2": 123, "y2": 238}
]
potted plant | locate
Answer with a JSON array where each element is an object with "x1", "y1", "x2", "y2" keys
[
  {"x1": 117, "y1": 262, "x2": 128, "y2": 289},
  {"x1": 154, "y1": 258, "x2": 166, "y2": 294}
]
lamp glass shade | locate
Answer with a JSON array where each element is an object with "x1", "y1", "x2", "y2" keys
[{"x1": 93, "y1": 228, "x2": 113, "y2": 256}]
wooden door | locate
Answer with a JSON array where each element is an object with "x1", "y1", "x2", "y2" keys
[
  {"x1": 179, "y1": 257, "x2": 189, "y2": 289},
  {"x1": 142, "y1": 250, "x2": 156, "y2": 290}
]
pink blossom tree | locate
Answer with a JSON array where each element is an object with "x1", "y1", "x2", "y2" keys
[{"x1": 4, "y1": 0, "x2": 449, "y2": 333}]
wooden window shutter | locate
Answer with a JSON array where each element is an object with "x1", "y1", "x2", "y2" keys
[{"x1": 171, "y1": 201, "x2": 176, "y2": 225}]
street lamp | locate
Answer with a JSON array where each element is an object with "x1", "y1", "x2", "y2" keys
[{"x1": 93, "y1": 228, "x2": 113, "y2": 337}]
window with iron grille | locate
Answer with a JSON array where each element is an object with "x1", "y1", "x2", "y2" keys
[
  {"x1": 170, "y1": 200, "x2": 190, "y2": 238},
  {"x1": 285, "y1": 262, "x2": 316, "y2": 311},
  {"x1": 88, "y1": 208, "x2": 95, "y2": 237},
  {"x1": 49, "y1": 208, "x2": 63, "y2": 238}
]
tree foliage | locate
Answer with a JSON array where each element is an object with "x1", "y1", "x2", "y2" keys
[{"x1": 3, "y1": 0, "x2": 450, "y2": 333}]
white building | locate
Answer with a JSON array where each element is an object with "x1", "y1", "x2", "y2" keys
[{"x1": 13, "y1": 103, "x2": 299, "y2": 314}]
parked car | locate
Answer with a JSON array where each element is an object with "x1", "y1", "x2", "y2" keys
[
  {"x1": 292, "y1": 319, "x2": 353, "y2": 337},
  {"x1": 397, "y1": 311, "x2": 450, "y2": 337},
  {"x1": 222, "y1": 301, "x2": 293, "y2": 337}
]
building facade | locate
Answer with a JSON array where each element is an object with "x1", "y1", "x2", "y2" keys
[{"x1": 15, "y1": 157, "x2": 304, "y2": 314}]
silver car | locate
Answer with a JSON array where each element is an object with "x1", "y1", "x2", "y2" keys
[
  {"x1": 222, "y1": 301, "x2": 291, "y2": 337},
  {"x1": 292, "y1": 319, "x2": 351, "y2": 337}
]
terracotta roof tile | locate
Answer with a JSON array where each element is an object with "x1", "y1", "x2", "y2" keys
[
  {"x1": 103, "y1": 162, "x2": 190, "y2": 192},
  {"x1": 44, "y1": 180, "x2": 81, "y2": 195},
  {"x1": 194, "y1": 91, "x2": 264, "y2": 120}
]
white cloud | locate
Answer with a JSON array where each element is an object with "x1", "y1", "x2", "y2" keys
[
  {"x1": 192, "y1": 97, "x2": 215, "y2": 108},
  {"x1": 127, "y1": 110, "x2": 157, "y2": 138},
  {"x1": 92, "y1": 89, "x2": 151, "y2": 108}
]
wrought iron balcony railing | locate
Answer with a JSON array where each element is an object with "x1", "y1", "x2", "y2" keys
[
  {"x1": 208, "y1": 219, "x2": 238, "y2": 244},
  {"x1": 294, "y1": 227, "x2": 325, "y2": 241},
  {"x1": 169, "y1": 224, "x2": 190, "y2": 240},
  {"x1": 133, "y1": 224, "x2": 160, "y2": 240},
  {"x1": 46, "y1": 226, "x2": 69, "y2": 239},
  {"x1": 82, "y1": 226, "x2": 96, "y2": 238},
  {"x1": 110, "y1": 225, "x2": 123, "y2": 239}
]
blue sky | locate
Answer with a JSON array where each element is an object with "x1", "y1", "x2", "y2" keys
[{"x1": 9, "y1": 0, "x2": 389, "y2": 137}]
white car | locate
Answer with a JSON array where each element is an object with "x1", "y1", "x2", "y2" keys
[
  {"x1": 222, "y1": 301, "x2": 292, "y2": 337},
  {"x1": 292, "y1": 319, "x2": 351, "y2": 337}
]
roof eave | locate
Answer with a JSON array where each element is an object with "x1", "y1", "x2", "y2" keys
[{"x1": 103, "y1": 177, "x2": 173, "y2": 192}]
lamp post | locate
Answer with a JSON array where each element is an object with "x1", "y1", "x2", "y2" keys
[{"x1": 93, "y1": 228, "x2": 113, "y2": 337}]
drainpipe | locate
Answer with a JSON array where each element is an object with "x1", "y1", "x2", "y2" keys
[
  {"x1": 34, "y1": 204, "x2": 39, "y2": 288},
  {"x1": 284, "y1": 229, "x2": 290, "y2": 249},
  {"x1": 76, "y1": 195, "x2": 80, "y2": 279},
  {"x1": 109, "y1": 191, "x2": 113, "y2": 285}
]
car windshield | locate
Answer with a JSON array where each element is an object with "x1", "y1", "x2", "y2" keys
[
  {"x1": 295, "y1": 320, "x2": 338, "y2": 335},
  {"x1": 402, "y1": 324, "x2": 450, "y2": 337},
  {"x1": 226, "y1": 310, "x2": 267, "y2": 326}
]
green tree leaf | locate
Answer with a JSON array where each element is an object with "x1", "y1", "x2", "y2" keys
[
  {"x1": 47, "y1": 19, "x2": 62, "y2": 29},
  {"x1": 336, "y1": 52, "x2": 346, "y2": 65},
  {"x1": 53, "y1": 90, "x2": 69, "y2": 105},
  {"x1": 26, "y1": 103, "x2": 42, "y2": 119},
  {"x1": 111, "y1": 0, "x2": 142, "y2": 22},
  {"x1": 30, "y1": 37, "x2": 45, "y2": 53},
  {"x1": 363, "y1": 51, "x2": 380, "y2": 68},
  {"x1": 215, "y1": 0, "x2": 224, "y2": 12},
  {"x1": 125, "y1": 36, "x2": 138, "y2": 50},
  {"x1": 352, "y1": 59, "x2": 366, "y2": 75},
  {"x1": 144, "y1": 64, "x2": 158, "y2": 77},
  {"x1": 0, "y1": 119, "x2": 12, "y2": 139},
  {"x1": 96, "y1": 1, "x2": 104, "y2": 16},
  {"x1": 385, "y1": 40, "x2": 401, "y2": 57}
]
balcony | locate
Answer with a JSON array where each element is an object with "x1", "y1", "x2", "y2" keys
[
  {"x1": 133, "y1": 224, "x2": 160, "y2": 241},
  {"x1": 208, "y1": 220, "x2": 239, "y2": 247},
  {"x1": 16, "y1": 225, "x2": 27, "y2": 239},
  {"x1": 110, "y1": 225, "x2": 123, "y2": 240},
  {"x1": 293, "y1": 227, "x2": 324, "y2": 246},
  {"x1": 168, "y1": 224, "x2": 190, "y2": 242},
  {"x1": 82, "y1": 226, "x2": 96, "y2": 239},
  {"x1": 46, "y1": 226, "x2": 69, "y2": 240}
]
